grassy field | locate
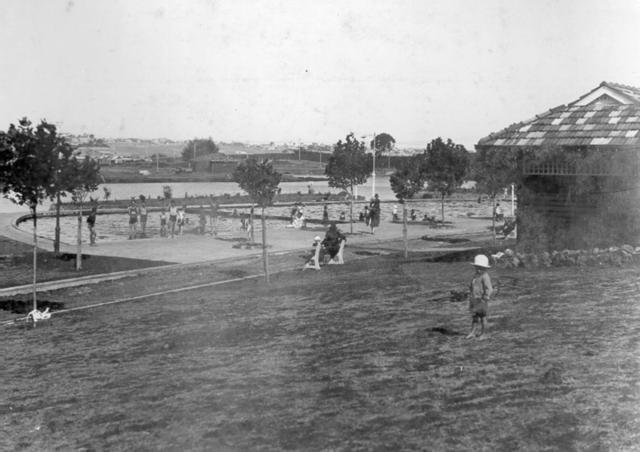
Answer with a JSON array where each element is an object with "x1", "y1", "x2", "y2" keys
[
  {"x1": 1, "y1": 254, "x2": 639, "y2": 450},
  {"x1": 0, "y1": 237, "x2": 169, "y2": 289},
  {"x1": 99, "y1": 158, "x2": 327, "y2": 183}
]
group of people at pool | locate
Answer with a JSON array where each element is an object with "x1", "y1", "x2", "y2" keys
[
  {"x1": 357, "y1": 194, "x2": 381, "y2": 234},
  {"x1": 88, "y1": 194, "x2": 392, "y2": 243},
  {"x1": 126, "y1": 197, "x2": 188, "y2": 239}
]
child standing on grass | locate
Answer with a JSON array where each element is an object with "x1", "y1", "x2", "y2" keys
[{"x1": 467, "y1": 254, "x2": 493, "y2": 339}]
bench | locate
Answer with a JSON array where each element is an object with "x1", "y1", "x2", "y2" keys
[{"x1": 303, "y1": 240, "x2": 322, "y2": 270}]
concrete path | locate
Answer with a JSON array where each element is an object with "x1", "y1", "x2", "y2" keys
[{"x1": 1, "y1": 211, "x2": 493, "y2": 264}]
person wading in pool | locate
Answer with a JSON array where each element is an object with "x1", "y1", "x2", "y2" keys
[
  {"x1": 168, "y1": 201, "x2": 178, "y2": 238},
  {"x1": 127, "y1": 199, "x2": 138, "y2": 239}
]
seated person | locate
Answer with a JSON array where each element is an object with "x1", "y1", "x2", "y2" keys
[
  {"x1": 494, "y1": 203, "x2": 504, "y2": 222},
  {"x1": 322, "y1": 223, "x2": 346, "y2": 261},
  {"x1": 410, "y1": 209, "x2": 417, "y2": 221},
  {"x1": 287, "y1": 211, "x2": 305, "y2": 229},
  {"x1": 339, "y1": 211, "x2": 346, "y2": 221}
]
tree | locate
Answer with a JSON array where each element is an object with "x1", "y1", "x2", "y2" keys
[
  {"x1": 421, "y1": 137, "x2": 470, "y2": 221},
  {"x1": 472, "y1": 146, "x2": 521, "y2": 241},
  {"x1": 62, "y1": 155, "x2": 101, "y2": 270},
  {"x1": 0, "y1": 118, "x2": 66, "y2": 312},
  {"x1": 181, "y1": 138, "x2": 219, "y2": 167},
  {"x1": 52, "y1": 147, "x2": 102, "y2": 254},
  {"x1": 49, "y1": 136, "x2": 76, "y2": 254},
  {"x1": 370, "y1": 132, "x2": 396, "y2": 169},
  {"x1": 233, "y1": 158, "x2": 282, "y2": 283},
  {"x1": 325, "y1": 133, "x2": 371, "y2": 233},
  {"x1": 390, "y1": 154, "x2": 426, "y2": 258}
]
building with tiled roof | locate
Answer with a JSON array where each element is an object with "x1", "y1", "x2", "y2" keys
[
  {"x1": 478, "y1": 81, "x2": 640, "y2": 150},
  {"x1": 475, "y1": 82, "x2": 640, "y2": 251}
]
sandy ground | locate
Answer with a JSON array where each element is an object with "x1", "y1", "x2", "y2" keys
[{"x1": 1, "y1": 254, "x2": 639, "y2": 450}]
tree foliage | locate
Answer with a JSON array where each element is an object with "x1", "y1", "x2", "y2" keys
[
  {"x1": 325, "y1": 133, "x2": 371, "y2": 233},
  {"x1": 233, "y1": 158, "x2": 282, "y2": 208},
  {"x1": 0, "y1": 118, "x2": 64, "y2": 208},
  {"x1": 471, "y1": 146, "x2": 522, "y2": 197},
  {"x1": 181, "y1": 137, "x2": 219, "y2": 162},
  {"x1": 325, "y1": 133, "x2": 370, "y2": 192},
  {"x1": 422, "y1": 137, "x2": 469, "y2": 196},
  {"x1": 390, "y1": 154, "x2": 425, "y2": 202},
  {"x1": 370, "y1": 132, "x2": 396, "y2": 158},
  {"x1": 422, "y1": 137, "x2": 470, "y2": 221}
]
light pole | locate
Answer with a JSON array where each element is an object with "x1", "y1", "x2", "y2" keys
[{"x1": 371, "y1": 133, "x2": 376, "y2": 198}]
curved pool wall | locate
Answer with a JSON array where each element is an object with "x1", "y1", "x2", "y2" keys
[{"x1": 16, "y1": 200, "x2": 491, "y2": 244}]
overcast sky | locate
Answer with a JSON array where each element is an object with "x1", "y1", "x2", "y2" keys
[{"x1": 1, "y1": 0, "x2": 640, "y2": 149}]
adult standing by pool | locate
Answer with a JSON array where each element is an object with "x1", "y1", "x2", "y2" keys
[
  {"x1": 139, "y1": 198, "x2": 148, "y2": 237},
  {"x1": 87, "y1": 206, "x2": 97, "y2": 246},
  {"x1": 177, "y1": 205, "x2": 186, "y2": 236},
  {"x1": 208, "y1": 196, "x2": 219, "y2": 236},
  {"x1": 127, "y1": 198, "x2": 138, "y2": 239},
  {"x1": 369, "y1": 193, "x2": 381, "y2": 234},
  {"x1": 168, "y1": 201, "x2": 178, "y2": 238}
]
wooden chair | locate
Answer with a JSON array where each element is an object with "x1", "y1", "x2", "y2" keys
[
  {"x1": 327, "y1": 239, "x2": 345, "y2": 265},
  {"x1": 303, "y1": 240, "x2": 322, "y2": 270}
]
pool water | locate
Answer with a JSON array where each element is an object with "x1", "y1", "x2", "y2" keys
[{"x1": 19, "y1": 201, "x2": 492, "y2": 244}]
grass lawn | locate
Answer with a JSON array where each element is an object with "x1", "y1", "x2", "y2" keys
[
  {"x1": 0, "y1": 236, "x2": 169, "y2": 289},
  {"x1": 1, "y1": 254, "x2": 639, "y2": 450}
]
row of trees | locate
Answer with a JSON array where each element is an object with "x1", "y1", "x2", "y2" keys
[
  {"x1": 0, "y1": 118, "x2": 101, "y2": 312},
  {"x1": 324, "y1": 133, "x2": 472, "y2": 256},
  {"x1": 233, "y1": 132, "x2": 497, "y2": 279}
]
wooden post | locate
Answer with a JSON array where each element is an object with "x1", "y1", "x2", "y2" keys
[
  {"x1": 403, "y1": 202, "x2": 408, "y2": 259},
  {"x1": 54, "y1": 192, "x2": 61, "y2": 254},
  {"x1": 32, "y1": 206, "x2": 37, "y2": 312},
  {"x1": 76, "y1": 203, "x2": 83, "y2": 271},
  {"x1": 262, "y1": 207, "x2": 269, "y2": 283}
]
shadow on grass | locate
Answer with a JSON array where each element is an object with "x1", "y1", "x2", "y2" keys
[{"x1": 0, "y1": 299, "x2": 64, "y2": 314}]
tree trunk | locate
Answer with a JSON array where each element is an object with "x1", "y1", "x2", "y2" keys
[
  {"x1": 31, "y1": 206, "x2": 38, "y2": 312},
  {"x1": 492, "y1": 196, "x2": 496, "y2": 244},
  {"x1": 349, "y1": 186, "x2": 354, "y2": 234},
  {"x1": 76, "y1": 203, "x2": 83, "y2": 270},
  {"x1": 441, "y1": 193, "x2": 445, "y2": 222},
  {"x1": 403, "y1": 203, "x2": 408, "y2": 259},
  {"x1": 250, "y1": 204, "x2": 255, "y2": 243},
  {"x1": 261, "y1": 208, "x2": 269, "y2": 283},
  {"x1": 54, "y1": 192, "x2": 61, "y2": 254}
]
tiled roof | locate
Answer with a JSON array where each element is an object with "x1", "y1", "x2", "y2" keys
[{"x1": 477, "y1": 82, "x2": 640, "y2": 148}]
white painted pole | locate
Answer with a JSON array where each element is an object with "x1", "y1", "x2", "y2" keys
[
  {"x1": 511, "y1": 184, "x2": 515, "y2": 216},
  {"x1": 372, "y1": 132, "x2": 376, "y2": 199}
]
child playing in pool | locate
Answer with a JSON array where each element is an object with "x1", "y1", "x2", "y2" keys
[
  {"x1": 160, "y1": 209, "x2": 167, "y2": 237},
  {"x1": 467, "y1": 254, "x2": 494, "y2": 339}
]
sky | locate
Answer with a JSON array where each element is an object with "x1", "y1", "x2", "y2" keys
[{"x1": 1, "y1": 0, "x2": 640, "y2": 149}]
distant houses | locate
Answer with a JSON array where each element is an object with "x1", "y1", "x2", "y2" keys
[{"x1": 477, "y1": 81, "x2": 640, "y2": 250}]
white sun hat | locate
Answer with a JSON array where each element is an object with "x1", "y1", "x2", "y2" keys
[
  {"x1": 472, "y1": 254, "x2": 491, "y2": 268},
  {"x1": 314, "y1": 236, "x2": 322, "y2": 242}
]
